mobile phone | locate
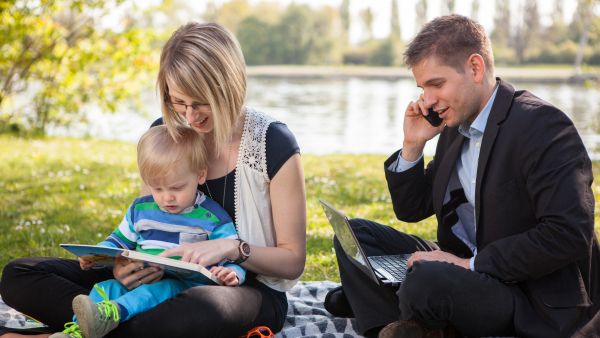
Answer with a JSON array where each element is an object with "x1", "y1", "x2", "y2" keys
[{"x1": 423, "y1": 108, "x2": 443, "y2": 127}]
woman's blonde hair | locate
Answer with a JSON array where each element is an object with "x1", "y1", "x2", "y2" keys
[
  {"x1": 157, "y1": 22, "x2": 247, "y2": 152},
  {"x1": 137, "y1": 125, "x2": 207, "y2": 186}
]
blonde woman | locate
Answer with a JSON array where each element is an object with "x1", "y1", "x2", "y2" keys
[{"x1": 0, "y1": 23, "x2": 306, "y2": 338}]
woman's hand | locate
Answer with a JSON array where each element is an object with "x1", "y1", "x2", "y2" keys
[
  {"x1": 159, "y1": 239, "x2": 238, "y2": 267},
  {"x1": 210, "y1": 266, "x2": 239, "y2": 286},
  {"x1": 113, "y1": 256, "x2": 164, "y2": 290}
]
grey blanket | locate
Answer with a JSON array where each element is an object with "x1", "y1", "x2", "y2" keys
[{"x1": 0, "y1": 281, "x2": 361, "y2": 337}]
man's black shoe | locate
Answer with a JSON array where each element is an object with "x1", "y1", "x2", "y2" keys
[
  {"x1": 378, "y1": 320, "x2": 461, "y2": 338},
  {"x1": 324, "y1": 286, "x2": 354, "y2": 318}
]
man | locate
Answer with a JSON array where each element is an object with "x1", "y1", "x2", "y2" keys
[{"x1": 324, "y1": 15, "x2": 600, "y2": 338}]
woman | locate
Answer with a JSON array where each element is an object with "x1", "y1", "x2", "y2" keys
[{"x1": 0, "y1": 22, "x2": 306, "y2": 337}]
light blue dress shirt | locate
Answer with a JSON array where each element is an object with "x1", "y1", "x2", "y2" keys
[{"x1": 390, "y1": 85, "x2": 499, "y2": 271}]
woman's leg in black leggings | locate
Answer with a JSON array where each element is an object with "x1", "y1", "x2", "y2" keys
[
  {"x1": 108, "y1": 279, "x2": 287, "y2": 338},
  {"x1": 1, "y1": 258, "x2": 286, "y2": 338},
  {"x1": 0, "y1": 257, "x2": 113, "y2": 331}
]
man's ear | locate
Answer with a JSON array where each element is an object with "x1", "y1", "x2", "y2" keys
[
  {"x1": 467, "y1": 53, "x2": 486, "y2": 83},
  {"x1": 197, "y1": 169, "x2": 208, "y2": 185}
]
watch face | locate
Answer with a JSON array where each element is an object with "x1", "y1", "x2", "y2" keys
[{"x1": 240, "y1": 241, "x2": 251, "y2": 256}]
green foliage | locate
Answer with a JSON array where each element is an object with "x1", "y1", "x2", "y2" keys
[
  {"x1": 369, "y1": 39, "x2": 396, "y2": 66},
  {"x1": 237, "y1": 17, "x2": 274, "y2": 66},
  {"x1": 535, "y1": 40, "x2": 579, "y2": 64},
  {"x1": 0, "y1": 0, "x2": 159, "y2": 135},
  {"x1": 342, "y1": 49, "x2": 369, "y2": 65},
  {"x1": 342, "y1": 39, "x2": 398, "y2": 66},
  {"x1": 235, "y1": 4, "x2": 342, "y2": 65},
  {"x1": 276, "y1": 5, "x2": 313, "y2": 65},
  {"x1": 488, "y1": 0, "x2": 600, "y2": 66},
  {"x1": 2, "y1": 136, "x2": 599, "y2": 282}
]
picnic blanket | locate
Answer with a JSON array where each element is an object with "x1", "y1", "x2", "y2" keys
[{"x1": 0, "y1": 281, "x2": 361, "y2": 337}]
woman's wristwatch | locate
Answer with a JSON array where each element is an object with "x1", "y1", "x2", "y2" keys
[{"x1": 230, "y1": 239, "x2": 251, "y2": 264}]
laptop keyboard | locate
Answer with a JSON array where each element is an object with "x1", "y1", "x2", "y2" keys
[{"x1": 369, "y1": 255, "x2": 409, "y2": 281}]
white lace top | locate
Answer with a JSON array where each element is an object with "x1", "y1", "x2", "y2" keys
[{"x1": 234, "y1": 107, "x2": 299, "y2": 292}]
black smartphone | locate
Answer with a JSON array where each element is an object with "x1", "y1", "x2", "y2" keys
[{"x1": 423, "y1": 108, "x2": 443, "y2": 127}]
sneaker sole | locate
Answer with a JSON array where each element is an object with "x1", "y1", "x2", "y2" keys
[{"x1": 72, "y1": 295, "x2": 98, "y2": 338}]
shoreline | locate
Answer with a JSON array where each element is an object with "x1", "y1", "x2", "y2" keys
[{"x1": 247, "y1": 65, "x2": 599, "y2": 84}]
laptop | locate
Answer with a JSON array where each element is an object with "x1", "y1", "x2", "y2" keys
[{"x1": 320, "y1": 200, "x2": 411, "y2": 286}]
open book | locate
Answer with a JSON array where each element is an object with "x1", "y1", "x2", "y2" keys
[{"x1": 60, "y1": 244, "x2": 219, "y2": 285}]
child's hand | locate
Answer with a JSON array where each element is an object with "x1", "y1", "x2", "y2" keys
[
  {"x1": 78, "y1": 257, "x2": 96, "y2": 270},
  {"x1": 210, "y1": 266, "x2": 239, "y2": 286}
]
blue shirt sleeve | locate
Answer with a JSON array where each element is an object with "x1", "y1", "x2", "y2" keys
[{"x1": 387, "y1": 150, "x2": 423, "y2": 172}]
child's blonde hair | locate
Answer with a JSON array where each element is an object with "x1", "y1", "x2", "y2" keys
[
  {"x1": 137, "y1": 125, "x2": 207, "y2": 186},
  {"x1": 157, "y1": 22, "x2": 247, "y2": 153}
]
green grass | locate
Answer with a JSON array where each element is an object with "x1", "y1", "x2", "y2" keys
[{"x1": 1, "y1": 136, "x2": 599, "y2": 282}]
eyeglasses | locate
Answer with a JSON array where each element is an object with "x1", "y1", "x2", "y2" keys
[
  {"x1": 167, "y1": 101, "x2": 206, "y2": 114},
  {"x1": 241, "y1": 326, "x2": 274, "y2": 338}
]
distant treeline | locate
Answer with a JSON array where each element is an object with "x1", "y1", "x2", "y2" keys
[
  {"x1": 2, "y1": 0, "x2": 598, "y2": 136},
  {"x1": 205, "y1": 0, "x2": 600, "y2": 67}
]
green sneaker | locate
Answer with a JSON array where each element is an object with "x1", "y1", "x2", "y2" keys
[
  {"x1": 49, "y1": 322, "x2": 83, "y2": 338},
  {"x1": 72, "y1": 286, "x2": 120, "y2": 338}
]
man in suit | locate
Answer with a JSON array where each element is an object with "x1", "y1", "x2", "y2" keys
[{"x1": 324, "y1": 15, "x2": 600, "y2": 338}]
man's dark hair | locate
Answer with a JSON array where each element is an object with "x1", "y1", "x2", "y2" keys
[{"x1": 404, "y1": 15, "x2": 494, "y2": 73}]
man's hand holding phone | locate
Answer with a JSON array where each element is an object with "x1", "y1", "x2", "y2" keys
[{"x1": 402, "y1": 96, "x2": 445, "y2": 161}]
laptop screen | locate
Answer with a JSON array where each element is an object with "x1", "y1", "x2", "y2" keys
[{"x1": 320, "y1": 200, "x2": 379, "y2": 283}]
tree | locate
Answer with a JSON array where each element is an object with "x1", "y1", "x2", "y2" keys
[
  {"x1": 204, "y1": 1, "x2": 219, "y2": 22},
  {"x1": 572, "y1": 0, "x2": 596, "y2": 75},
  {"x1": 369, "y1": 39, "x2": 395, "y2": 66},
  {"x1": 276, "y1": 4, "x2": 314, "y2": 64},
  {"x1": 546, "y1": 0, "x2": 568, "y2": 44},
  {"x1": 471, "y1": 0, "x2": 480, "y2": 21},
  {"x1": 340, "y1": 0, "x2": 350, "y2": 44},
  {"x1": 360, "y1": 7, "x2": 374, "y2": 42},
  {"x1": 390, "y1": 0, "x2": 401, "y2": 42},
  {"x1": 534, "y1": 0, "x2": 572, "y2": 64},
  {"x1": 205, "y1": 0, "x2": 252, "y2": 34},
  {"x1": 389, "y1": 0, "x2": 402, "y2": 65},
  {"x1": 491, "y1": 0, "x2": 511, "y2": 48},
  {"x1": 0, "y1": 0, "x2": 157, "y2": 135},
  {"x1": 514, "y1": 0, "x2": 541, "y2": 64},
  {"x1": 307, "y1": 6, "x2": 344, "y2": 65},
  {"x1": 415, "y1": 0, "x2": 428, "y2": 32},
  {"x1": 442, "y1": 0, "x2": 456, "y2": 15},
  {"x1": 237, "y1": 16, "x2": 275, "y2": 65},
  {"x1": 552, "y1": 0, "x2": 565, "y2": 26}
]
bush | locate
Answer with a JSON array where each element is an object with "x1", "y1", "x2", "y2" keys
[
  {"x1": 534, "y1": 41, "x2": 578, "y2": 64},
  {"x1": 369, "y1": 39, "x2": 395, "y2": 66},
  {"x1": 343, "y1": 49, "x2": 369, "y2": 65}
]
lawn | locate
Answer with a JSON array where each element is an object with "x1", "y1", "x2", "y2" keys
[{"x1": 1, "y1": 136, "x2": 599, "y2": 282}]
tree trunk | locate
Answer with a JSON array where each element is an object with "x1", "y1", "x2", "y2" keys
[{"x1": 574, "y1": 1, "x2": 592, "y2": 77}]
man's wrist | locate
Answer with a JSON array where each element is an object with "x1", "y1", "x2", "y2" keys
[
  {"x1": 401, "y1": 142, "x2": 425, "y2": 162},
  {"x1": 468, "y1": 257, "x2": 475, "y2": 271}
]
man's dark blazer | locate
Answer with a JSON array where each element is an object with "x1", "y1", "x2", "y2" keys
[{"x1": 384, "y1": 79, "x2": 600, "y2": 337}]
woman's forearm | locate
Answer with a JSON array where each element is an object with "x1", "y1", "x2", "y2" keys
[{"x1": 242, "y1": 243, "x2": 306, "y2": 280}]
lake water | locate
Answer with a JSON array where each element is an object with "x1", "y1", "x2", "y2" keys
[{"x1": 50, "y1": 77, "x2": 600, "y2": 159}]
